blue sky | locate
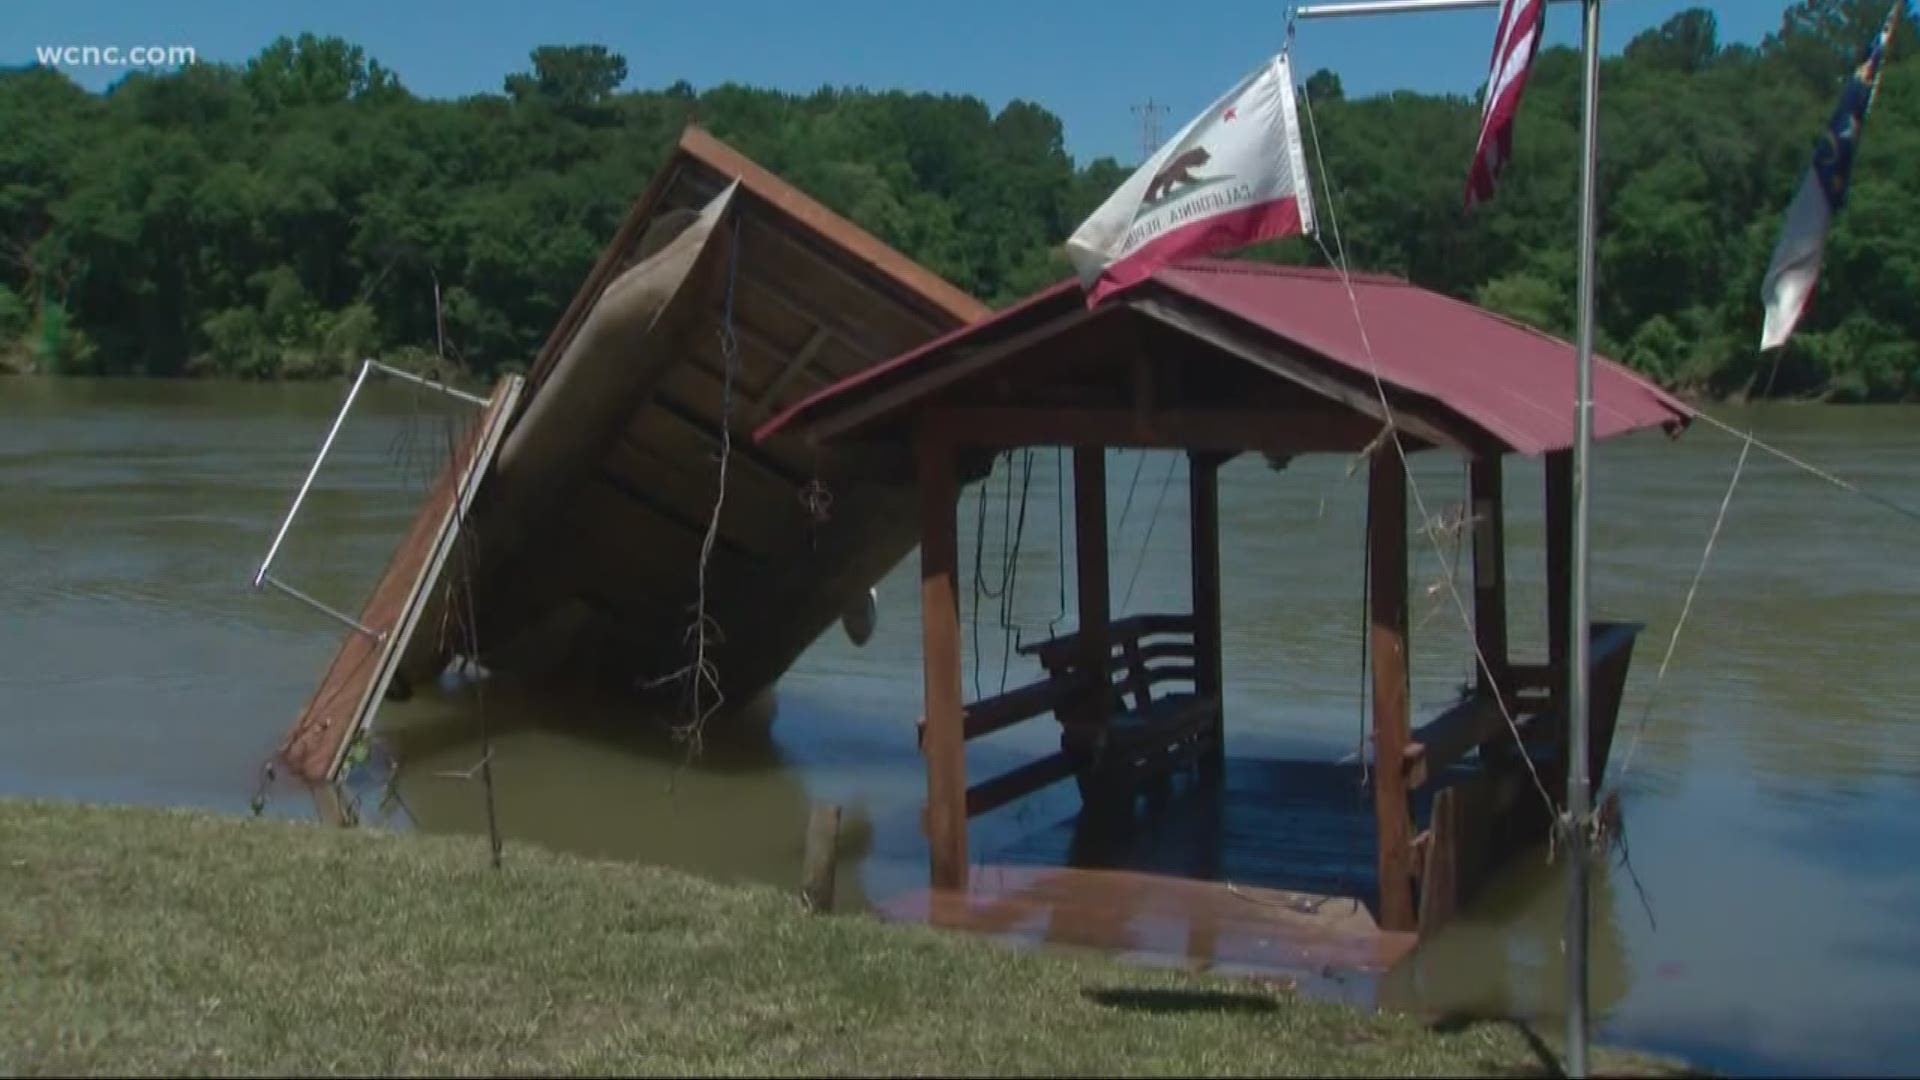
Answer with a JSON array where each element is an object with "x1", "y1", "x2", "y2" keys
[{"x1": 7, "y1": 1, "x2": 1797, "y2": 164}]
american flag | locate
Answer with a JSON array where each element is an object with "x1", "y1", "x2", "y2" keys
[{"x1": 1465, "y1": 0, "x2": 1546, "y2": 211}]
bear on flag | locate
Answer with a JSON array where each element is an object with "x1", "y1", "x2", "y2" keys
[{"x1": 1065, "y1": 52, "x2": 1318, "y2": 306}]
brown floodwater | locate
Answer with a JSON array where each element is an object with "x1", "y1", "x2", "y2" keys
[{"x1": 4, "y1": 375, "x2": 1919, "y2": 1076}]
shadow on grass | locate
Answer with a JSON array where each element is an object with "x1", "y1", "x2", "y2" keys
[{"x1": 1082, "y1": 987, "x2": 1279, "y2": 1015}]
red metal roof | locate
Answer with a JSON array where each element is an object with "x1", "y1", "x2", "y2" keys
[{"x1": 756, "y1": 258, "x2": 1695, "y2": 456}]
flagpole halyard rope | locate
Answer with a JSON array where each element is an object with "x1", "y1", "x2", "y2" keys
[
  {"x1": 1597, "y1": 433, "x2": 1749, "y2": 806},
  {"x1": 1300, "y1": 82, "x2": 1559, "y2": 822}
]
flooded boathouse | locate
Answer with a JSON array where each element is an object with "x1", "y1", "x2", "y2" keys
[
  {"x1": 265, "y1": 126, "x2": 1694, "y2": 976},
  {"x1": 756, "y1": 257, "x2": 1693, "y2": 964}
]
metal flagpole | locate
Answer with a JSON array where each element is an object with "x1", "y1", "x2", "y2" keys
[
  {"x1": 1566, "y1": 2, "x2": 1602, "y2": 1074},
  {"x1": 1293, "y1": 0, "x2": 1607, "y2": 1074}
]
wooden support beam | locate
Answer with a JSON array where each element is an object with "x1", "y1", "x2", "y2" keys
[
  {"x1": 1545, "y1": 450, "x2": 1573, "y2": 718},
  {"x1": 1074, "y1": 447, "x2": 1112, "y2": 730},
  {"x1": 1189, "y1": 452, "x2": 1226, "y2": 779},
  {"x1": 1470, "y1": 455, "x2": 1511, "y2": 701},
  {"x1": 917, "y1": 424, "x2": 968, "y2": 892},
  {"x1": 925, "y1": 407, "x2": 1381, "y2": 456},
  {"x1": 754, "y1": 325, "x2": 832, "y2": 416},
  {"x1": 1131, "y1": 294, "x2": 1488, "y2": 454},
  {"x1": 807, "y1": 307, "x2": 1105, "y2": 443},
  {"x1": 1368, "y1": 446, "x2": 1417, "y2": 933}
]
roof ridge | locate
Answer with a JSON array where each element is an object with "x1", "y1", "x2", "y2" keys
[{"x1": 1165, "y1": 256, "x2": 1411, "y2": 288}]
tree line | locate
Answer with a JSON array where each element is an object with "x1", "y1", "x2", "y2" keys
[{"x1": 2, "y1": 0, "x2": 1915, "y2": 400}]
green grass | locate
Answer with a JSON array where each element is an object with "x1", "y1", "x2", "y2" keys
[{"x1": 0, "y1": 799, "x2": 1693, "y2": 1076}]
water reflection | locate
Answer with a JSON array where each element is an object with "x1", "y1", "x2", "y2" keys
[
  {"x1": 8, "y1": 380, "x2": 1920, "y2": 1075},
  {"x1": 370, "y1": 677, "x2": 877, "y2": 913}
]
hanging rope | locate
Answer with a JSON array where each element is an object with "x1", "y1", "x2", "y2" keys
[
  {"x1": 1301, "y1": 81, "x2": 1559, "y2": 823},
  {"x1": 1597, "y1": 433, "x2": 1751, "y2": 806},
  {"x1": 650, "y1": 212, "x2": 742, "y2": 759},
  {"x1": 1050, "y1": 447, "x2": 1069, "y2": 635},
  {"x1": 1120, "y1": 453, "x2": 1181, "y2": 614},
  {"x1": 1687, "y1": 409, "x2": 1920, "y2": 525}
]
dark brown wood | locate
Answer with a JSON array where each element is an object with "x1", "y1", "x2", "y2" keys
[
  {"x1": 1189, "y1": 452, "x2": 1225, "y2": 777},
  {"x1": 918, "y1": 425, "x2": 968, "y2": 891},
  {"x1": 1418, "y1": 774, "x2": 1494, "y2": 935},
  {"x1": 1367, "y1": 447, "x2": 1417, "y2": 933},
  {"x1": 965, "y1": 752, "x2": 1081, "y2": 817},
  {"x1": 1129, "y1": 294, "x2": 1485, "y2": 454},
  {"x1": 1404, "y1": 695, "x2": 1510, "y2": 791},
  {"x1": 1469, "y1": 456, "x2": 1510, "y2": 699},
  {"x1": 955, "y1": 674, "x2": 1090, "y2": 742},
  {"x1": 1019, "y1": 613, "x2": 1194, "y2": 667},
  {"x1": 806, "y1": 307, "x2": 1107, "y2": 442},
  {"x1": 1545, "y1": 450, "x2": 1573, "y2": 715},
  {"x1": 676, "y1": 126, "x2": 986, "y2": 328},
  {"x1": 801, "y1": 803, "x2": 842, "y2": 913},
  {"x1": 1074, "y1": 447, "x2": 1112, "y2": 731},
  {"x1": 754, "y1": 324, "x2": 832, "y2": 416},
  {"x1": 923, "y1": 406, "x2": 1380, "y2": 456},
  {"x1": 280, "y1": 377, "x2": 523, "y2": 783}
]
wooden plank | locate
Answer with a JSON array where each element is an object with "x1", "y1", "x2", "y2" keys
[
  {"x1": 600, "y1": 433, "x2": 788, "y2": 558},
  {"x1": 1073, "y1": 447, "x2": 1111, "y2": 730},
  {"x1": 1018, "y1": 613, "x2": 1194, "y2": 666},
  {"x1": 918, "y1": 425, "x2": 968, "y2": 891},
  {"x1": 1545, "y1": 450, "x2": 1573, "y2": 715},
  {"x1": 965, "y1": 752, "x2": 1080, "y2": 818},
  {"x1": 754, "y1": 325, "x2": 832, "y2": 417},
  {"x1": 674, "y1": 126, "x2": 987, "y2": 326},
  {"x1": 1419, "y1": 774, "x2": 1496, "y2": 936},
  {"x1": 922, "y1": 405, "x2": 1381, "y2": 456},
  {"x1": 1469, "y1": 455, "x2": 1510, "y2": 699},
  {"x1": 1403, "y1": 694, "x2": 1507, "y2": 791},
  {"x1": 805, "y1": 306, "x2": 1107, "y2": 443},
  {"x1": 959, "y1": 675, "x2": 1089, "y2": 742},
  {"x1": 1189, "y1": 452, "x2": 1225, "y2": 777},
  {"x1": 279, "y1": 376, "x2": 524, "y2": 783},
  {"x1": 1368, "y1": 446, "x2": 1417, "y2": 932},
  {"x1": 801, "y1": 803, "x2": 842, "y2": 913}
]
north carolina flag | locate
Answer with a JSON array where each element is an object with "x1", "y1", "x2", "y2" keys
[
  {"x1": 1466, "y1": 0, "x2": 1546, "y2": 212},
  {"x1": 1760, "y1": 3, "x2": 1899, "y2": 352},
  {"x1": 1065, "y1": 52, "x2": 1317, "y2": 306}
]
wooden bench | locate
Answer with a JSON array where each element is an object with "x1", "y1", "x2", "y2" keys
[{"x1": 1018, "y1": 613, "x2": 1221, "y2": 814}]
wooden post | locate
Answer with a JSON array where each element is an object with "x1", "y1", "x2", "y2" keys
[
  {"x1": 1368, "y1": 447, "x2": 1417, "y2": 933},
  {"x1": 1469, "y1": 455, "x2": 1510, "y2": 699},
  {"x1": 1545, "y1": 450, "x2": 1573, "y2": 709},
  {"x1": 1188, "y1": 452, "x2": 1225, "y2": 778},
  {"x1": 801, "y1": 803, "x2": 842, "y2": 912},
  {"x1": 918, "y1": 425, "x2": 968, "y2": 892},
  {"x1": 1074, "y1": 447, "x2": 1111, "y2": 726}
]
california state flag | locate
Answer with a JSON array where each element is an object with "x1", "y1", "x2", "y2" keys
[{"x1": 1066, "y1": 52, "x2": 1317, "y2": 305}]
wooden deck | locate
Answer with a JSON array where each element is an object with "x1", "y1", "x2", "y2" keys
[{"x1": 877, "y1": 758, "x2": 1423, "y2": 982}]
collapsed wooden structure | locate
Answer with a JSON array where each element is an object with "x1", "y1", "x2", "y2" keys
[
  {"x1": 276, "y1": 126, "x2": 989, "y2": 783},
  {"x1": 759, "y1": 258, "x2": 1693, "y2": 936}
]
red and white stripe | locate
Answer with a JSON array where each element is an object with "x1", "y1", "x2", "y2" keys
[{"x1": 1465, "y1": 0, "x2": 1546, "y2": 211}]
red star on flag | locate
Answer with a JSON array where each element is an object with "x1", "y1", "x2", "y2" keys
[{"x1": 1224, "y1": 107, "x2": 1238, "y2": 121}]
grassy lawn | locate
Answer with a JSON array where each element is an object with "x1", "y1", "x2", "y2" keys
[{"x1": 0, "y1": 799, "x2": 1694, "y2": 1076}]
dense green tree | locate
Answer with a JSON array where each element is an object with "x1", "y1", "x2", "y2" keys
[{"x1": 1, "y1": 0, "x2": 1917, "y2": 400}]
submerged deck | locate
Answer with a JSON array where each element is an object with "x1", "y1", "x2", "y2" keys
[{"x1": 878, "y1": 758, "x2": 1425, "y2": 982}]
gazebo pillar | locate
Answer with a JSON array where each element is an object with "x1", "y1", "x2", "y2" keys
[
  {"x1": 917, "y1": 424, "x2": 967, "y2": 891},
  {"x1": 1368, "y1": 446, "x2": 1416, "y2": 932},
  {"x1": 1470, "y1": 455, "x2": 1511, "y2": 699},
  {"x1": 1545, "y1": 449, "x2": 1573, "y2": 692},
  {"x1": 1073, "y1": 447, "x2": 1111, "y2": 726},
  {"x1": 1188, "y1": 452, "x2": 1226, "y2": 778},
  {"x1": 1471, "y1": 455, "x2": 1513, "y2": 769}
]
